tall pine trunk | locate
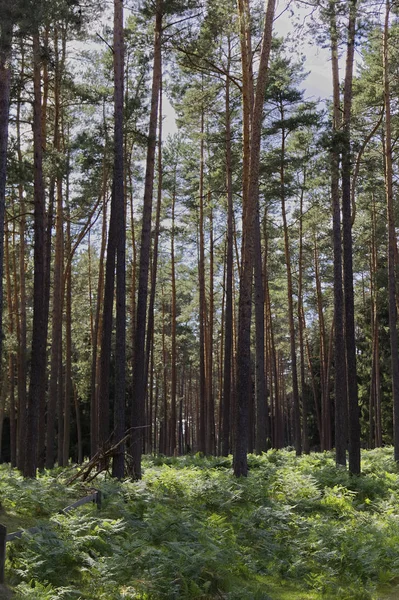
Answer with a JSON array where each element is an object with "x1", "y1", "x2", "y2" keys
[
  {"x1": 235, "y1": 0, "x2": 276, "y2": 476},
  {"x1": 329, "y1": 0, "x2": 348, "y2": 467},
  {"x1": 280, "y1": 119, "x2": 301, "y2": 455},
  {"x1": 342, "y1": 0, "x2": 360, "y2": 474},
  {"x1": 112, "y1": 0, "x2": 126, "y2": 479},
  {"x1": 222, "y1": 60, "x2": 234, "y2": 456},
  {"x1": 131, "y1": 0, "x2": 162, "y2": 478},
  {"x1": 0, "y1": 7, "x2": 12, "y2": 393},
  {"x1": 25, "y1": 32, "x2": 47, "y2": 477},
  {"x1": 383, "y1": 0, "x2": 399, "y2": 462}
]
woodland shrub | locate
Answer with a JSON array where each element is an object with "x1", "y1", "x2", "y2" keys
[{"x1": 2, "y1": 448, "x2": 399, "y2": 599}]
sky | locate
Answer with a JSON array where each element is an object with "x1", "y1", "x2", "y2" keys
[{"x1": 274, "y1": 1, "x2": 333, "y2": 98}]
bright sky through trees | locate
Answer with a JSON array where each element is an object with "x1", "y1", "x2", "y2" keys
[{"x1": 161, "y1": 1, "x2": 333, "y2": 136}]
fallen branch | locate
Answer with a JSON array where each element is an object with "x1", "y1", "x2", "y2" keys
[{"x1": 65, "y1": 432, "x2": 131, "y2": 485}]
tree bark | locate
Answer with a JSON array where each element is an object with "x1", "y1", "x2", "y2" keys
[
  {"x1": 207, "y1": 194, "x2": 215, "y2": 455},
  {"x1": 25, "y1": 32, "x2": 47, "y2": 478},
  {"x1": 280, "y1": 118, "x2": 301, "y2": 456},
  {"x1": 0, "y1": 6, "x2": 12, "y2": 394},
  {"x1": 16, "y1": 47, "x2": 27, "y2": 470},
  {"x1": 171, "y1": 180, "x2": 177, "y2": 455},
  {"x1": 47, "y1": 35, "x2": 64, "y2": 466},
  {"x1": 298, "y1": 183, "x2": 308, "y2": 453},
  {"x1": 198, "y1": 107, "x2": 207, "y2": 454},
  {"x1": 144, "y1": 79, "x2": 163, "y2": 451},
  {"x1": 234, "y1": 0, "x2": 276, "y2": 477},
  {"x1": 131, "y1": 0, "x2": 162, "y2": 478},
  {"x1": 112, "y1": 0, "x2": 126, "y2": 479},
  {"x1": 342, "y1": 0, "x2": 360, "y2": 474},
  {"x1": 383, "y1": 0, "x2": 399, "y2": 462},
  {"x1": 329, "y1": 0, "x2": 348, "y2": 467},
  {"x1": 222, "y1": 61, "x2": 233, "y2": 457}
]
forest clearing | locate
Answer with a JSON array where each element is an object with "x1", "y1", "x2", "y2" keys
[{"x1": 1, "y1": 449, "x2": 399, "y2": 599}]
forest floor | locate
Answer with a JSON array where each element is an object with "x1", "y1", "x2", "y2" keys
[{"x1": 1, "y1": 449, "x2": 399, "y2": 599}]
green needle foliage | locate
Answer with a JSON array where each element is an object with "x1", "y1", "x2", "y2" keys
[{"x1": 2, "y1": 450, "x2": 399, "y2": 599}]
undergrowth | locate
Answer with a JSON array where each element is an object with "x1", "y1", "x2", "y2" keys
[{"x1": 2, "y1": 448, "x2": 399, "y2": 599}]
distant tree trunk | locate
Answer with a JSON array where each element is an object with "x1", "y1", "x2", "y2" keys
[
  {"x1": 370, "y1": 196, "x2": 382, "y2": 447},
  {"x1": 266, "y1": 273, "x2": 281, "y2": 448},
  {"x1": 254, "y1": 188, "x2": 267, "y2": 454},
  {"x1": 112, "y1": 0, "x2": 126, "y2": 479},
  {"x1": 222, "y1": 63, "x2": 233, "y2": 457},
  {"x1": 90, "y1": 174, "x2": 108, "y2": 458},
  {"x1": 63, "y1": 210, "x2": 72, "y2": 465},
  {"x1": 38, "y1": 141, "x2": 55, "y2": 471},
  {"x1": 298, "y1": 183, "x2": 308, "y2": 453},
  {"x1": 16, "y1": 53, "x2": 27, "y2": 470},
  {"x1": 160, "y1": 289, "x2": 168, "y2": 454},
  {"x1": 198, "y1": 108, "x2": 207, "y2": 455},
  {"x1": 342, "y1": 0, "x2": 360, "y2": 474},
  {"x1": 98, "y1": 194, "x2": 116, "y2": 453},
  {"x1": 383, "y1": 0, "x2": 399, "y2": 462},
  {"x1": 170, "y1": 182, "x2": 177, "y2": 455},
  {"x1": 129, "y1": 165, "x2": 137, "y2": 401},
  {"x1": 314, "y1": 236, "x2": 331, "y2": 450},
  {"x1": 131, "y1": 0, "x2": 162, "y2": 478},
  {"x1": 207, "y1": 194, "x2": 215, "y2": 455},
  {"x1": 5, "y1": 218, "x2": 16, "y2": 466},
  {"x1": 74, "y1": 383, "x2": 82, "y2": 464},
  {"x1": 280, "y1": 118, "x2": 301, "y2": 456},
  {"x1": 0, "y1": 7, "x2": 12, "y2": 390},
  {"x1": 145, "y1": 79, "x2": 163, "y2": 449},
  {"x1": 10, "y1": 216, "x2": 19, "y2": 466},
  {"x1": 25, "y1": 32, "x2": 47, "y2": 478},
  {"x1": 303, "y1": 309, "x2": 322, "y2": 442}
]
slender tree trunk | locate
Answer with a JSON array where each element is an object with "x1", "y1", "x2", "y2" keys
[
  {"x1": 5, "y1": 219, "x2": 16, "y2": 466},
  {"x1": 342, "y1": 0, "x2": 360, "y2": 474},
  {"x1": 145, "y1": 78, "x2": 163, "y2": 449},
  {"x1": 198, "y1": 108, "x2": 207, "y2": 454},
  {"x1": 161, "y1": 290, "x2": 168, "y2": 454},
  {"x1": 222, "y1": 64, "x2": 233, "y2": 456},
  {"x1": 329, "y1": 1, "x2": 348, "y2": 467},
  {"x1": 98, "y1": 198, "x2": 117, "y2": 453},
  {"x1": 63, "y1": 213, "x2": 72, "y2": 465},
  {"x1": 207, "y1": 193, "x2": 215, "y2": 455},
  {"x1": 171, "y1": 183, "x2": 177, "y2": 455},
  {"x1": 90, "y1": 179, "x2": 108, "y2": 457},
  {"x1": 10, "y1": 216, "x2": 18, "y2": 466},
  {"x1": 303, "y1": 311, "x2": 322, "y2": 442},
  {"x1": 254, "y1": 191, "x2": 267, "y2": 454},
  {"x1": 47, "y1": 89, "x2": 64, "y2": 468},
  {"x1": 111, "y1": 0, "x2": 126, "y2": 479},
  {"x1": 131, "y1": 0, "x2": 162, "y2": 478},
  {"x1": 0, "y1": 8, "x2": 12, "y2": 395},
  {"x1": 280, "y1": 119, "x2": 301, "y2": 455},
  {"x1": 73, "y1": 384, "x2": 82, "y2": 464},
  {"x1": 314, "y1": 236, "x2": 330, "y2": 450},
  {"x1": 383, "y1": 0, "x2": 399, "y2": 462},
  {"x1": 0, "y1": 382, "x2": 6, "y2": 461},
  {"x1": 370, "y1": 197, "x2": 382, "y2": 447},
  {"x1": 25, "y1": 32, "x2": 47, "y2": 478},
  {"x1": 298, "y1": 183, "x2": 308, "y2": 453},
  {"x1": 16, "y1": 50, "x2": 27, "y2": 469}
]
